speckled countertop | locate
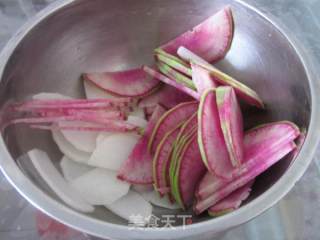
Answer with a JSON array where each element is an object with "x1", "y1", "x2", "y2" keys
[{"x1": 0, "y1": 0, "x2": 319, "y2": 239}]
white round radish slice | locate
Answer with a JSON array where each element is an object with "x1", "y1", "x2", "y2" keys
[
  {"x1": 141, "y1": 191, "x2": 181, "y2": 210},
  {"x1": 129, "y1": 107, "x2": 146, "y2": 119},
  {"x1": 32, "y1": 92, "x2": 71, "y2": 100},
  {"x1": 127, "y1": 116, "x2": 148, "y2": 129},
  {"x1": 70, "y1": 168, "x2": 130, "y2": 205},
  {"x1": 105, "y1": 190, "x2": 152, "y2": 224},
  {"x1": 96, "y1": 132, "x2": 113, "y2": 145},
  {"x1": 132, "y1": 184, "x2": 154, "y2": 193},
  {"x1": 83, "y1": 80, "x2": 118, "y2": 99},
  {"x1": 88, "y1": 133, "x2": 140, "y2": 171},
  {"x1": 58, "y1": 121, "x2": 98, "y2": 153},
  {"x1": 52, "y1": 130, "x2": 90, "y2": 164},
  {"x1": 28, "y1": 149, "x2": 94, "y2": 213},
  {"x1": 60, "y1": 156, "x2": 93, "y2": 182}
]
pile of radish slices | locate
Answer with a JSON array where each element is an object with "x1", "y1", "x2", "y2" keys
[{"x1": 4, "y1": 6, "x2": 301, "y2": 223}]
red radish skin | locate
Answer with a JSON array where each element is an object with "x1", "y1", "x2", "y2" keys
[
  {"x1": 83, "y1": 68, "x2": 160, "y2": 97},
  {"x1": 194, "y1": 141, "x2": 296, "y2": 214},
  {"x1": 138, "y1": 84, "x2": 193, "y2": 109},
  {"x1": 148, "y1": 101, "x2": 198, "y2": 153},
  {"x1": 160, "y1": 6, "x2": 233, "y2": 63},
  {"x1": 196, "y1": 121, "x2": 300, "y2": 200},
  {"x1": 177, "y1": 47, "x2": 264, "y2": 108},
  {"x1": 117, "y1": 105, "x2": 166, "y2": 184},
  {"x1": 208, "y1": 180, "x2": 254, "y2": 216},
  {"x1": 176, "y1": 135, "x2": 206, "y2": 208},
  {"x1": 191, "y1": 61, "x2": 218, "y2": 95},
  {"x1": 216, "y1": 86, "x2": 244, "y2": 167},
  {"x1": 198, "y1": 88, "x2": 234, "y2": 179},
  {"x1": 143, "y1": 66, "x2": 200, "y2": 100}
]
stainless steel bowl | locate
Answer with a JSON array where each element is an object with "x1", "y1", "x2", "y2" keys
[{"x1": 0, "y1": 0, "x2": 319, "y2": 239}]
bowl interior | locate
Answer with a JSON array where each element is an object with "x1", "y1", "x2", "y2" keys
[{"x1": 0, "y1": 0, "x2": 310, "y2": 227}]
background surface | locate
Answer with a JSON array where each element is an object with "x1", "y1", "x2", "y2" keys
[{"x1": 0, "y1": 0, "x2": 319, "y2": 239}]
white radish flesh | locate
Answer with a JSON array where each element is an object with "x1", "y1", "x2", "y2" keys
[
  {"x1": 141, "y1": 191, "x2": 181, "y2": 209},
  {"x1": 28, "y1": 149, "x2": 94, "y2": 212},
  {"x1": 105, "y1": 190, "x2": 152, "y2": 223},
  {"x1": 60, "y1": 156, "x2": 93, "y2": 182},
  {"x1": 70, "y1": 168, "x2": 130, "y2": 205},
  {"x1": 127, "y1": 116, "x2": 148, "y2": 128},
  {"x1": 88, "y1": 133, "x2": 140, "y2": 171},
  {"x1": 83, "y1": 80, "x2": 118, "y2": 99}
]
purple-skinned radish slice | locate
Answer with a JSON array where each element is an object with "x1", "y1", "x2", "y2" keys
[
  {"x1": 148, "y1": 101, "x2": 198, "y2": 153},
  {"x1": 105, "y1": 190, "x2": 152, "y2": 224},
  {"x1": 60, "y1": 156, "x2": 93, "y2": 182},
  {"x1": 117, "y1": 105, "x2": 166, "y2": 184},
  {"x1": 141, "y1": 190, "x2": 181, "y2": 209},
  {"x1": 83, "y1": 68, "x2": 160, "y2": 98},
  {"x1": 191, "y1": 61, "x2": 218, "y2": 95},
  {"x1": 194, "y1": 141, "x2": 296, "y2": 214},
  {"x1": 143, "y1": 66, "x2": 200, "y2": 100},
  {"x1": 88, "y1": 133, "x2": 140, "y2": 171},
  {"x1": 208, "y1": 180, "x2": 254, "y2": 216},
  {"x1": 178, "y1": 47, "x2": 264, "y2": 108},
  {"x1": 196, "y1": 121, "x2": 300, "y2": 200},
  {"x1": 70, "y1": 168, "x2": 130, "y2": 205},
  {"x1": 83, "y1": 80, "x2": 118, "y2": 99},
  {"x1": 198, "y1": 88, "x2": 234, "y2": 179},
  {"x1": 216, "y1": 86, "x2": 244, "y2": 167},
  {"x1": 28, "y1": 149, "x2": 94, "y2": 212},
  {"x1": 160, "y1": 6, "x2": 233, "y2": 62},
  {"x1": 138, "y1": 84, "x2": 193, "y2": 109}
]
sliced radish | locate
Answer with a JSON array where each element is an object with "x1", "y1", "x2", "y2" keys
[
  {"x1": 58, "y1": 121, "x2": 99, "y2": 153},
  {"x1": 143, "y1": 66, "x2": 200, "y2": 100},
  {"x1": 198, "y1": 88, "x2": 234, "y2": 179},
  {"x1": 88, "y1": 133, "x2": 140, "y2": 171},
  {"x1": 216, "y1": 86, "x2": 244, "y2": 167},
  {"x1": 171, "y1": 134, "x2": 206, "y2": 209},
  {"x1": 117, "y1": 105, "x2": 166, "y2": 184},
  {"x1": 138, "y1": 84, "x2": 192, "y2": 109},
  {"x1": 178, "y1": 47, "x2": 264, "y2": 108},
  {"x1": 59, "y1": 156, "x2": 93, "y2": 182},
  {"x1": 155, "y1": 48, "x2": 192, "y2": 77},
  {"x1": 196, "y1": 121, "x2": 300, "y2": 200},
  {"x1": 148, "y1": 101, "x2": 198, "y2": 153},
  {"x1": 129, "y1": 107, "x2": 146, "y2": 119},
  {"x1": 156, "y1": 61, "x2": 195, "y2": 90},
  {"x1": 191, "y1": 61, "x2": 218, "y2": 95},
  {"x1": 70, "y1": 168, "x2": 130, "y2": 205},
  {"x1": 127, "y1": 116, "x2": 148, "y2": 129},
  {"x1": 105, "y1": 190, "x2": 152, "y2": 224},
  {"x1": 52, "y1": 130, "x2": 90, "y2": 164},
  {"x1": 141, "y1": 190, "x2": 180, "y2": 209},
  {"x1": 28, "y1": 149, "x2": 94, "y2": 212},
  {"x1": 208, "y1": 180, "x2": 253, "y2": 216},
  {"x1": 160, "y1": 6, "x2": 233, "y2": 62},
  {"x1": 83, "y1": 79, "x2": 118, "y2": 99},
  {"x1": 132, "y1": 184, "x2": 154, "y2": 193},
  {"x1": 83, "y1": 68, "x2": 160, "y2": 97}
]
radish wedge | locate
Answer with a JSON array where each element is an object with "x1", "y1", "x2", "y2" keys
[
  {"x1": 138, "y1": 84, "x2": 192, "y2": 109},
  {"x1": 156, "y1": 61, "x2": 195, "y2": 90},
  {"x1": 178, "y1": 47, "x2": 264, "y2": 108},
  {"x1": 141, "y1": 190, "x2": 181, "y2": 209},
  {"x1": 88, "y1": 133, "x2": 140, "y2": 171},
  {"x1": 117, "y1": 105, "x2": 166, "y2": 184},
  {"x1": 216, "y1": 86, "x2": 244, "y2": 166},
  {"x1": 191, "y1": 61, "x2": 218, "y2": 95},
  {"x1": 105, "y1": 190, "x2": 152, "y2": 224},
  {"x1": 83, "y1": 80, "x2": 118, "y2": 99},
  {"x1": 148, "y1": 101, "x2": 198, "y2": 153},
  {"x1": 143, "y1": 66, "x2": 200, "y2": 100},
  {"x1": 196, "y1": 121, "x2": 300, "y2": 200},
  {"x1": 28, "y1": 149, "x2": 94, "y2": 212},
  {"x1": 59, "y1": 121, "x2": 99, "y2": 153},
  {"x1": 83, "y1": 68, "x2": 160, "y2": 97},
  {"x1": 155, "y1": 49, "x2": 192, "y2": 77},
  {"x1": 160, "y1": 6, "x2": 233, "y2": 62},
  {"x1": 208, "y1": 180, "x2": 253, "y2": 216},
  {"x1": 198, "y1": 88, "x2": 234, "y2": 179},
  {"x1": 60, "y1": 156, "x2": 93, "y2": 182},
  {"x1": 70, "y1": 168, "x2": 130, "y2": 205},
  {"x1": 52, "y1": 130, "x2": 90, "y2": 164}
]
